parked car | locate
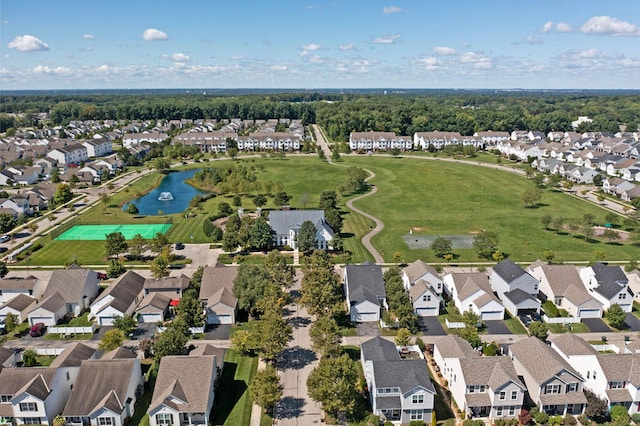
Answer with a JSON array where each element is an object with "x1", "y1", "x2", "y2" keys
[
  {"x1": 29, "y1": 322, "x2": 46, "y2": 337},
  {"x1": 0, "y1": 235, "x2": 10, "y2": 243},
  {"x1": 96, "y1": 272, "x2": 108, "y2": 280},
  {"x1": 175, "y1": 242, "x2": 185, "y2": 250}
]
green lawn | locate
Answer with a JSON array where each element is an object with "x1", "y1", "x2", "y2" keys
[
  {"x1": 212, "y1": 349, "x2": 259, "y2": 426},
  {"x1": 341, "y1": 156, "x2": 637, "y2": 263}
]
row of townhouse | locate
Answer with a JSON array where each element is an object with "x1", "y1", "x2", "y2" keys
[
  {"x1": 0, "y1": 266, "x2": 191, "y2": 328},
  {"x1": 432, "y1": 333, "x2": 587, "y2": 420},
  {"x1": 172, "y1": 130, "x2": 305, "y2": 152},
  {"x1": 0, "y1": 341, "x2": 225, "y2": 426},
  {"x1": 0, "y1": 184, "x2": 57, "y2": 216}
]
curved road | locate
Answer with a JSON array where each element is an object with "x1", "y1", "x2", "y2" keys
[{"x1": 312, "y1": 124, "x2": 386, "y2": 263}]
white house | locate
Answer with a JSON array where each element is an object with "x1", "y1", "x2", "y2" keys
[
  {"x1": 0, "y1": 294, "x2": 36, "y2": 323},
  {"x1": 0, "y1": 276, "x2": 45, "y2": 304},
  {"x1": 268, "y1": 210, "x2": 333, "y2": 250},
  {"x1": 89, "y1": 271, "x2": 146, "y2": 326},
  {"x1": 490, "y1": 259, "x2": 540, "y2": 317},
  {"x1": 443, "y1": 272, "x2": 504, "y2": 321},
  {"x1": 46, "y1": 144, "x2": 89, "y2": 165},
  {"x1": 360, "y1": 337, "x2": 435, "y2": 424},
  {"x1": 344, "y1": 263, "x2": 387, "y2": 323},
  {"x1": 82, "y1": 139, "x2": 113, "y2": 157},
  {"x1": 122, "y1": 132, "x2": 168, "y2": 148},
  {"x1": 199, "y1": 262, "x2": 238, "y2": 325},
  {"x1": 579, "y1": 262, "x2": 632, "y2": 312},
  {"x1": 409, "y1": 281, "x2": 441, "y2": 317},
  {"x1": 402, "y1": 260, "x2": 443, "y2": 294}
]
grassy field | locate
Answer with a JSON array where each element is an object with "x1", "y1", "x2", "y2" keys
[
  {"x1": 212, "y1": 349, "x2": 258, "y2": 426},
  {"x1": 341, "y1": 155, "x2": 638, "y2": 263}
]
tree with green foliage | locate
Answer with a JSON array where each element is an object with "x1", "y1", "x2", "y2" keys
[
  {"x1": 253, "y1": 194, "x2": 267, "y2": 208},
  {"x1": 105, "y1": 232, "x2": 128, "y2": 259},
  {"x1": 150, "y1": 232, "x2": 170, "y2": 253},
  {"x1": 300, "y1": 250, "x2": 342, "y2": 316},
  {"x1": 106, "y1": 259, "x2": 126, "y2": 278},
  {"x1": 175, "y1": 290, "x2": 205, "y2": 328},
  {"x1": 610, "y1": 405, "x2": 630, "y2": 425},
  {"x1": 154, "y1": 157, "x2": 170, "y2": 172},
  {"x1": 50, "y1": 167, "x2": 60, "y2": 183},
  {"x1": 4, "y1": 312, "x2": 17, "y2": 333},
  {"x1": 543, "y1": 250, "x2": 556, "y2": 263},
  {"x1": 602, "y1": 228, "x2": 619, "y2": 243},
  {"x1": 99, "y1": 329, "x2": 125, "y2": 352},
  {"x1": 431, "y1": 237, "x2": 452, "y2": 258},
  {"x1": 113, "y1": 315, "x2": 137, "y2": 336},
  {"x1": 473, "y1": 230, "x2": 499, "y2": 259},
  {"x1": 605, "y1": 304, "x2": 626, "y2": 329},
  {"x1": 462, "y1": 310, "x2": 480, "y2": 327},
  {"x1": 250, "y1": 366, "x2": 283, "y2": 413},
  {"x1": 265, "y1": 250, "x2": 295, "y2": 289},
  {"x1": 22, "y1": 349, "x2": 37, "y2": 367},
  {"x1": 232, "y1": 195, "x2": 242, "y2": 207},
  {"x1": 218, "y1": 202, "x2": 234, "y2": 216},
  {"x1": 274, "y1": 191, "x2": 291, "y2": 207},
  {"x1": 0, "y1": 213, "x2": 15, "y2": 235},
  {"x1": 605, "y1": 212, "x2": 620, "y2": 226},
  {"x1": 319, "y1": 190, "x2": 338, "y2": 211},
  {"x1": 252, "y1": 311, "x2": 293, "y2": 362},
  {"x1": 522, "y1": 189, "x2": 542, "y2": 208},
  {"x1": 126, "y1": 203, "x2": 139, "y2": 214},
  {"x1": 154, "y1": 326, "x2": 188, "y2": 358},
  {"x1": 150, "y1": 247, "x2": 171, "y2": 278},
  {"x1": 338, "y1": 166, "x2": 368, "y2": 195},
  {"x1": 249, "y1": 217, "x2": 274, "y2": 251},
  {"x1": 540, "y1": 214, "x2": 552, "y2": 230},
  {"x1": 583, "y1": 389, "x2": 608, "y2": 421},
  {"x1": 190, "y1": 266, "x2": 204, "y2": 291},
  {"x1": 128, "y1": 234, "x2": 147, "y2": 259},
  {"x1": 309, "y1": 316, "x2": 343, "y2": 358},
  {"x1": 383, "y1": 266, "x2": 420, "y2": 333},
  {"x1": 395, "y1": 328, "x2": 412, "y2": 347},
  {"x1": 0, "y1": 261, "x2": 8, "y2": 278},
  {"x1": 625, "y1": 259, "x2": 638, "y2": 273},
  {"x1": 297, "y1": 220, "x2": 317, "y2": 253},
  {"x1": 324, "y1": 209, "x2": 343, "y2": 234},
  {"x1": 233, "y1": 264, "x2": 272, "y2": 317},
  {"x1": 528, "y1": 321, "x2": 549, "y2": 340},
  {"x1": 53, "y1": 183, "x2": 74, "y2": 206},
  {"x1": 460, "y1": 324, "x2": 482, "y2": 349},
  {"x1": 307, "y1": 354, "x2": 359, "y2": 418}
]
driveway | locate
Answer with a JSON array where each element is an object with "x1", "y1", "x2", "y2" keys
[
  {"x1": 204, "y1": 324, "x2": 231, "y2": 340},
  {"x1": 625, "y1": 313, "x2": 640, "y2": 331},
  {"x1": 483, "y1": 320, "x2": 512, "y2": 335},
  {"x1": 582, "y1": 318, "x2": 612, "y2": 333},
  {"x1": 420, "y1": 316, "x2": 447, "y2": 336},
  {"x1": 356, "y1": 322, "x2": 380, "y2": 336}
]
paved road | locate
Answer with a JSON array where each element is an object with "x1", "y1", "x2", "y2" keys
[{"x1": 311, "y1": 124, "x2": 332, "y2": 160}]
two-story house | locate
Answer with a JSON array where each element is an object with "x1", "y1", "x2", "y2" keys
[
  {"x1": 199, "y1": 262, "x2": 238, "y2": 325},
  {"x1": 89, "y1": 271, "x2": 145, "y2": 326},
  {"x1": 402, "y1": 260, "x2": 443, "y2": 317},
  {"x1": 510, "y1": 336, "x2": 587, "y2": 415},
  {"x1": 490, "y1": 259, "x2": 540, "y2": 317},
  {"x1": 361, "y1": 337, "x2": 435, "y2": 424},
  {"x1": 344, "y1": 263, "x2": 387, "y2": 323},
  {"x1": 443, "y1": 272, "x2": 504, "y2": 321},
  {"x1": 579, "y1": 262, "x2": 632, "y2": 312},
  {"x1": 135, "y1": 275, "x2": 191, "y2": 324},
  {"x1": 268, "y1": 210, "x2": 334, "y2": 250}
]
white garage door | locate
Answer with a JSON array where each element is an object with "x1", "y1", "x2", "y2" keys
[
  {"x1": 353, "y1": 312, "x2": 378, "y2": 322},
  {"x1": 481, "y1": 311, "x2": 504, "y2": 321},
  {"x1": 99, "y1": 316, "x2": 115, "y2": 326},
  {"x1": 138, "y1": 313, "x2": 162, "y2": 323},
  {"x1": 416, "y1": 307, "x2": 439, "y2": 317},
  {"x1": 207, "y1": 313, "x2": 233, "y2": 325},
  {"x1": 579, "y1": 309, "x2": 601, "y2": 319},
  {"x1": 30, "y1": 316, "x2": 55, "y2": 326}
]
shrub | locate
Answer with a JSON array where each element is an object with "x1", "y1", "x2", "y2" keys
[
  {"x1": 415, "y1": 337, "x2": 426, "y2": 352},
  {"x1": 532, "y1": 409, "x2": 549, "y2": 425},
  {"x1": 548, "y1": 415, "x2": 564, "y2": 426},
  {"x1": 442, "y1": 419, "x2": 455, "y2": 426},
  {"x1": 577, "y1": 415, "x2": 591, "y2": 426},
  {"x1": 409, "y1": 421, "x2": 425, "y2": 426},
  {"x1": 632, "y1": 413, "x2": 640, "y2": 424}
]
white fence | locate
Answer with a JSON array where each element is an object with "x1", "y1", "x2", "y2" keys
[
  {"x1": 445, "y1": 319, "x2": 466, "y2": 329},
  {"x1": 156, "y1": 326, "x2": 204, "y2": 335},
  {"x1": 48, "y1": 324, "x2": 97, "y2": 335},
  {"x1": 35, "y1": 348, "x2": 66, "y2": 356},
  {"x1": 591, "y1": 344, "x2": 620, "y2": 353},
  {"x1": 542, "y1": 314, "x2": 581, "y2": 325}
]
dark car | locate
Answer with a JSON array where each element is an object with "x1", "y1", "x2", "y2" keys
[
  {"x1": 175, "y1": 242, "x2": 185, "y2": 250},
  {"x1": 29, "y1": 322, "x2": 46, "y2": 337},
  {"x1": 97, "y1": 272, "x2": 108, "y2": 280}
]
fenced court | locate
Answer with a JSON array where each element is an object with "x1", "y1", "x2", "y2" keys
[
  {"x1": 55, "y1": 223, "x2": 171, "y2": 241},
  {"x1": 402, "y1": 234, "x2": 475, "y2": 250}
]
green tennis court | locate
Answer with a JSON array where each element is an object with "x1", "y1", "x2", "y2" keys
[{"x1": 56, "y1": 224, "x2": 171, "y2": 240}]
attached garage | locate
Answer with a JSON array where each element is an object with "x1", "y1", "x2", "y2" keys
[
  {"x1": 578, "y1": 308, "x2": 602, "y2": 319},
  {"x1": 207, "y1": 313, "x2": 233, "y2": 325},
  {"x1": 352, "y1": 311, "x2": 379, "y2": 322},
  {"x1": 98, "y1": 316, "x2": 116, "y2": 326},
  {"x1": 29, "y1": 315, "x2": 55, "y2": 326},
  {"x1": 416, "y1": 307, "x2": 439, "y2": 317},
  {"x1": 138, "y1": 313, "x2": 163, "y2": 323},
  {"x1": 481, "y1": 311, "x2": 504, "y2": 321}
]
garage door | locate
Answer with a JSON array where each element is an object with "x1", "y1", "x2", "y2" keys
[
  {"x1": 353, "y1": 312, "x2": 378, "y2": 322},
  {"x1": 579, "y1": 309, "x2": 601, "y2": 319},
  {"x1": 30, "y1": 316, "x2": 55, "y2": 326},
  {"x1": 207, "y1": 313, "x2": 233, "y2": 325},
  {"x1": 138, "y1": 313, "x2": 162, "y2": 323},
  {"x1": 481, "y1": 311, "x2": 504, "y2": 321},
  {"x1": 416, "y1": 307, "x2": 439, "y2": 317},
  {"x1": 99, "y1": 316, "x2": 115, "y2": 326}
]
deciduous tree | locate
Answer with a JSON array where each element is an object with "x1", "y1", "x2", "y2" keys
[
  {"x1": 431, "y1": 237, "x2": 452, "y2": 258},
  {"x1": 250, "y1": 366, "x2": 283, "y2": 412},
  {"x1": 105, "y1": 232, "x2": 128, "y2": 259},
  {"x1": 154, "y1": 326, "x2": 188, "y2": 358},
  {"x1": 113, "y1": 315, "x2": 137, "y2": 336},
  {"x1": 528, "y1": 321, "x2": 549, "y2": 340},
  {"x1": 300, "y1": 250, "x2": 342, "y2": 316},
  {"x1": 233, "y1": 264, "x2": 272, "y2": 317},
  {"x1": 99, "y1": 329, "x2": 125, "y2": 352},
  {"x1": 605, "y1": 304, "x2": 626, "y2": 329},
  {"x1": 309, "y1": 316, "x2": 343, "y2": 358},
  {"x1": 297, "y1": 220, "x2": 317, "y2": 253},
  {"x1": 253, "y1": 312, "x2": 292, "y2": 362},
  {"x1": 473, "y1": 230, "x2": 499, "y2": 259},
  {"x1": 307, "y1": 354, "x2": 359, "y2": 418},
  {"x1": 265, "y1": 250, "x2": 295, "y2": 289}
]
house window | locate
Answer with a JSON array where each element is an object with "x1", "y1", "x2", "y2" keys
[
  {"x1": 587, "y1": 371, "x2": 590, "y2": 379},
  {"x1": 468, "y1": 386, "x2": 475, "y2": 393},
  {"x1": 98, "y1": 417, "x2": 114, "y2": 426},
  {"x1": 499, "y1": 391, "x2": 506, "y2": 400},
  {"x1": 0, "y1": 395, "x2": 11, "y2": 403},
  {"x1": 609, "y1": 381, "x2": 625, "y2": 389},
  {"x1": 511, "y1": 390, "x2": 518, "y2": 400},
  {"x1": 544, "y1": 384, "x2": 560, "y2": 394},
  {"x1": 496, "y1": 407, "x2": 503, "y2": 417},
  {"x1": 22, "y1": 418, "x2": 42, "y2": 425},
  {"x1": 156, "y1": 413, "x2": 174, "y2": 425},
  {"x1": 410, "y1": 410, "x2": 423, "y2": 420},
  {"x1": 619, "y1": 293, "x2": 627, "y2": 299},
  {"x1": 19, "y1": 402, "x2": 37, "y2": 411},
  {"x1": 412, "y1": 394, "x2": 424, "y2": 404},
  {"x1": 568, "y1": 383, "x2": 578, "y2": 392},
  {"x1": 66, "y1": 371, "x2": 70, "y2": 381},
  {"x1": 509, "y1": 406, "x2": 516, "y2": 416},
  {"x1": 423, "y1": 295, "x2": 427, "y2": 302}
]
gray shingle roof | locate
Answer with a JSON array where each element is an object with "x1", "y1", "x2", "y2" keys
[
  {"x1": 503, "y1": 288, "x2": 537, "y2": 305},
  {"x1": 492, "y1": 259, "x2": 527, "y2": 282},
  {"x1": 50, "y1": 342, "x2": 96, "y2": 368},
  {"x1": 403, "y1": 260, "x2": 441, "y2": 284},
  {"x1": 431, "y1": 335, "x2": 476, "y2": 359},
  {"x1": 93, "y1": 270, "x2": 145, "y2": 314},
  {"x1": 0, "y1": 367, "x2": 56, "y2": 399},
  {"x1": 549, "y1": 333, "x2": 597, "y2": 356},
  {"x1": 361, "y1": 336, "x2": 400, "y2": 362},
  {"x1": 345, "y1": 263, "x2": 386, "y2": 306},
  {"x1": 372, "y1": 359, "x2": 434, "y2": 394},
  {"x1": 268, "y1": 209, "x2": 333, "y2": 236},
  {"x1": 510, "y1": 336, "x2": 582, "y2": 384}
]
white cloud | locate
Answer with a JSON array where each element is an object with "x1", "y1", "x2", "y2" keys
[
  {"x1": 373, "y1": 34, "x2": 400, "y2": 44},
  {"x1": 8, "y1": 35, "x2": 49, "y2": 52},
  {"x1": 33, "y1": 65, "x2": 72, "y2": 75},
  {"x1": 271, "y1": 65, "x2": 288, "y2": 71},
  {"x1": 142, "y1": 28, "x2": 168, "y2": 41},
  {"x1": 417, "y1": 57, "x2": 440, "y2": 70},
  {"x1": 302, "y1": 43, "x2": 320, "y2": 51},
  {"x1": 338, "y1": 43, "x2": 354, "y2": 51},
  {"x1": 541, "y1": 21, "x2": 554, "y2": 33},
  {"x1": 171, "y1": 52, "x2": 190, "y2": 62},
  {"x1": 432, "y1": 46, "x2": 456, "y2": 56},
  {"x1": 83, "y1": 34, "x2": 94, "y2": 40},
  {"x1": 580, "y1": 16, "x2": 640, "y2": 36},
  {"x1": 526, "y1": 35, "x2": 543, "y2": 45},
  {"x1": 383, "y1": 6, "x2": 404, "y2": 14},
  {"x1": 459, "y1": 52, "x2": 492, "y2": 68},
  {"x1": 556, "y1": 22, "x2": 572, "y2": 32},
  {"x1": 308, "y1": 55, "x2": 323, "y2": 63}
]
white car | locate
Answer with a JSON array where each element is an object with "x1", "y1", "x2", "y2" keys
[{"x1": 0, "y1": 235, "x2": 10, "y2": 243}]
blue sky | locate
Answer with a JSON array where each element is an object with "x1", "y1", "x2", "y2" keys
[{"x1": 1, "y1": 0, "x2": 639, "y2": 90}]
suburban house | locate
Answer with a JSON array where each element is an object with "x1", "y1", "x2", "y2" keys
[
  {"x1": 27, "y1": 265, "x2": 100, "y2": 326},
  {"x1": 82, "y1": 139, "x2": 113, "y2": 158},
  {"x1": 579, "y1": 262, "x2": 633, "y2": 312},
  {"x1": 143, "y1": 275, "x2": 190, "y2": 298},
  {"x1": 528, "y1": 260, "x2": 604, "y2": 319},
  {"x1": 490, "y1": 259, "x2": 540, "y2": 317},
  {"x1": 62, "y1": 358, "x2": 143, "y2": 426},
  {"x1": 402, "y1": 260, "x2": 444, "y2": 295},
  {"x1": 442, "y1": 272, "x2": 505, "y2": 321},
  {"x1": 509, "y1": 336, "x2": 587, "y2": 415},
  {"x1": 360, "y1": 337, "x2": 435, "y2": 424},
  {"x1": 122, "y1": 132, "x2": 168, "y2": 148},
  {"x1": 349, "y1": 131, "x2": 413, "y2": 152},
  {"x1": 199, "y1": 263, "x2": 238, "y2": 325},
  {"x1": 268, "y1": 210, "x2": 334, "y2": 250},
  {"x1": 148, "y1": 354, "x2": 223, "y2": 426},
  {"x1": 0, "y1": 367, "x2": 73, "y2": 426},
  {"x1": 0, "y1": 275, "x2": 44, "y2": 304},
  {"x1": 344, "y1": 263, "x2": 388, "y2": 323},
  {"x1": 46, "y1": 144, "x2": 89, "y2": 165},
  {"x1": 0, "y1": 294, "x2": 36, "y2": 324},
  {"x1": 89, "y1": 271, "x2": 146, "y2": 326},
  {"x1": 135, "y1": 293, "x2": 173, "y2": 324},
  {"x1": 402, "y1": 260, "x2": 443, "y2": 316},
  {"x1": 549, "y1": 333, "x2": 640, "y2": 414},
  {"x1": 431, "y1": 335, "x2": 478, "y2": 385}
]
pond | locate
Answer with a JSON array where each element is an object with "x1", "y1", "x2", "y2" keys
[{"x1": 123, "y1": 169, "x2": 208, "y2": 215}]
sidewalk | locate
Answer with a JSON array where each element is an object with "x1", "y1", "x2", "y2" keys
[{"x1": 250, "y1": 358, "x2": 268, "y2": 426}]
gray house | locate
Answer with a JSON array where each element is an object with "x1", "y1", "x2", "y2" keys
[
  {"x1": 344, "y1": 263, "x2": 387, "y2": 323},
  {"x1": 268, "y1": 210, "x2": 334, "y2": 250}
]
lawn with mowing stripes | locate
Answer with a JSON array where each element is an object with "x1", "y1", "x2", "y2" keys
[
  {"x1": 343, "y1": 156, "x2": 638, "y2": 263},
  {"x1": 212, "y1": 349, "x2": 258, "y2": 426}
]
